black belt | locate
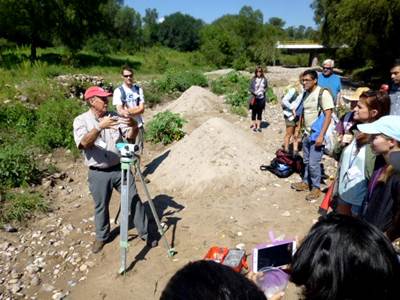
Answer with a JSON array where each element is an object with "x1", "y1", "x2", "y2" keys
[{"x1": 89, "y1": 165, "x2": 121, "y2": 172}]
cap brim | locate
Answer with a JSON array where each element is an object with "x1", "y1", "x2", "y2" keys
[
  {"x1": 357, "y1": 123, "x2": 381, "y2": 134},
  {"x1": 342, "y1": 96, "x2": 359, "y2": 102}
]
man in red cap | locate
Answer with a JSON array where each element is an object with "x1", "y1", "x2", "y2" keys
[{"x1": 73, "y1": 86, "x2": 157, "y2": 253}]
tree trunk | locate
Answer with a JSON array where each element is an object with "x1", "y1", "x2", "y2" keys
[{"x1": 30, "y1": 40, "x2": 37, "y2": 62}]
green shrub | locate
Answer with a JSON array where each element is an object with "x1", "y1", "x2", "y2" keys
[
  {"x1": 0, "y1": 144, "x2": 40, "y2": 188},
  {"x1": 210, "y1": 71, "x2": 251, "y2": 115},
  {"x1": 266, "y1": 87, "x2": 278, "y2": 104},
  {"x1": 0, "y1": 191, "x2": 48, "y2": 223},
  {"x1": 156, "y1": 69, "x2": 208, "y2": 93},
  {"x1": 34, "y1": 98, "x2": 85, "y2": 151},
  {"x1": 145, "y1": 111, "x2": 187, "y2": 145},
  {"x1": 0, "y1": 102, "x2": 37, "y2": 135}
]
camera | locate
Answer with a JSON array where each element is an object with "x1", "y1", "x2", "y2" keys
[{"x1": 116, "y1": 142, "x2": 139, "y2": 158}]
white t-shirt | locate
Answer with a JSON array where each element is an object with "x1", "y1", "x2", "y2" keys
[{"x1": 113, "y1": 84, "x2": 145, "y2": 127}]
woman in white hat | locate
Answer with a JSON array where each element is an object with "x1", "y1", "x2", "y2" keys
[{"x1": 358, "y1": 115, "x2": 400, "y2": 241}]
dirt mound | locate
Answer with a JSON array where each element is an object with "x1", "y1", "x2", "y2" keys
[
  {"x1": 148, "y1": 117, "x2": 268, "y2": 197},
  {"x1": 163, "y1": 86, "x2": 223, "y2": 116}
]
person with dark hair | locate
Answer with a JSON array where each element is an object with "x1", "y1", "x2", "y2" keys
[
  {"x1": 160, "y1": 260, "x2": 269, "y2": 300},
  {"x1": 291, "y1": 69, "x2": 334, "y2": 201},
  {"x1": 113, "y1": 65, "x2": 146, "y2": 153},
  {"x1": 389, "y1": 61, "x2": 400, "y2": 115},
  {"x1": 249, "y1": 66, "x2": 268, "y2": 132},
  {"x1": 358, "y1": 115, "x2": 400, "y2": 241},
  {"x1": 290, "y1": 213, "x2": 400, "y2": 300},
  {"x1": 335, "y1": 90, "x2": 391, "y2": 216}
]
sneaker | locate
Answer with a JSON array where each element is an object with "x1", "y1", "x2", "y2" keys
[
  {"x1": 305, "y1": 188, "x2": 321, "y2": 201},
  {"x1": 92, "y1": 240, "x2": 107, "y2": 254},
  {"x1": 257, "y1": 128, "x2": 262, "y2": 132},
  {"x1": 291, "y1": 181, "x2": 309, "y2": 192},
  {"x1": 253, "y1": 128, "x2": 257, "y2": 132}
]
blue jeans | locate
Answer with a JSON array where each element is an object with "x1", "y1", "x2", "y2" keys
[{"x1": 302, "y1": 135, "x2": 324, "y2": 189}]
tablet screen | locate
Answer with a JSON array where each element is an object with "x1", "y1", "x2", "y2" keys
[{"x1": 257, "y1": 242, "x2": 294, "y2": 270}]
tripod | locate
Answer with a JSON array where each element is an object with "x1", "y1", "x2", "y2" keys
[{"x1": 118, "y1": 143, "x2": 177, "y2": 274}]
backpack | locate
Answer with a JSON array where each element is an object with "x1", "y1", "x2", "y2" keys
[
  {"x1": 310, "y1": 88, "x2": 339, "y2": 156},
  {"x1": 119, "y1": 84, "x2": 141, "y2": 107},
  {"x1": 260, "y1": 149, "x2": 304, "y2": 178}
]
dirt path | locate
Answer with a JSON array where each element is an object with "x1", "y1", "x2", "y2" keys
[{"x1": 0, "y1": 68, "x2": 333, "y2": 300}]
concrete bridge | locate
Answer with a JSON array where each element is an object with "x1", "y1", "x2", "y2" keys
[{"x1": 275, "y1": 41, "x2": 347, "y2": 66}]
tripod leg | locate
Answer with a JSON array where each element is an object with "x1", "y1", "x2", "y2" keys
[
  {"x1": 135, "y1": 161, "x2": 177, "y2": 257},
  {"x1": 119, "y1": 165, "x2": 130, "y2": 274}
]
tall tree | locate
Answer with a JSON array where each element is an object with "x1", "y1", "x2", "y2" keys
[
  {"x1": 54, "y1": 0, "x2": 111, "y2": 52},
  {"x1": 143, "y1": 8, "x2": 159, "y2": 46},
  {"x1": 158, "y1": 12, "x2": 203, "y2": 51},
  {"x1": 311, "y1": 0, "x2": 400, "y2": 73},
  {"x1": 0, "y1": 0, "x2": 58, "y2": 61}
]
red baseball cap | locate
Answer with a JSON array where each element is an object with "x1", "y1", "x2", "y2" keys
[{"x1": 84, "y1": 86, "x2": 112, "y2": 100}]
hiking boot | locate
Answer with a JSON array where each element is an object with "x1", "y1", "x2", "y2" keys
[
  {"x1": 305, "y1": 188, "x2": 321, "y2": 201},
  {"x1": 92, "y1": 240, "x2": 107, "y2": 254},
  {"x1": 291, "y1": 181, "x2": 309, "y2": 192},
  {"x1": 141, "y1": 236, "x2": 158, "y2": 248}
]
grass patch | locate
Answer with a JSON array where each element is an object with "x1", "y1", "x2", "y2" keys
[{"x1": 0, "y1": 191, "x2": 48, "y2": 224}]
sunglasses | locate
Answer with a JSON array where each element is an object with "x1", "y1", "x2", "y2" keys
[
  {"x1": 123, "y1": 74, "x2": 133, "y2": 78},
  {"x1": 323, "y1": 67, "x2": 333, "y2": 71}
]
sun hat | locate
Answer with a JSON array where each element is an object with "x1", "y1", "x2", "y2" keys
[
  {"x1": 84, "y1": 86, "x2": 112, "y2": 100},
  {"x1": 342, "y1": 87, "x2": 370, "y2": 102},
  {"x1": 357, "y1": 115, "x2": 400, "y2": 141}
]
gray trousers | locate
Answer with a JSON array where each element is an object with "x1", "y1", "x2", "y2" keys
[
  {"x1": 302, "y1": 135, "x2": 324, "y2": 189},
  {"x1": 136, "y1": 126, "x2": 145, "y2": 154},
  {"x1": 88, "y1": 168, "x2": 148, "y2": 241}
]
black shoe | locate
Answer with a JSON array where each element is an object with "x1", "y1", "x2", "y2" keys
[
  {"x1": 141, "y1": 236, "x2": 158, "y2": 248},
  {"x1": 92, "y1": 240, "x2": 107, "y2": 254}
]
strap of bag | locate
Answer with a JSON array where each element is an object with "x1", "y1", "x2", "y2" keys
[
  {"x1": 119, "y1": 84, "x2": 141, "y2": 106},
  {"x1": 119, "y1": 85, "x2": 127, "y2": 106}
]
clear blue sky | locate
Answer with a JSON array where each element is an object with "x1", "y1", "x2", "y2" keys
[{"x1": 126, "y1": 0, "x2": 316, "y2": 28}]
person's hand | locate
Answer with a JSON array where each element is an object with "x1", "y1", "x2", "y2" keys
[
  {"x1": 119, "y1": 107, "x2": 130, "y2": 118},
  {"x1": 124, "y1": 117, "x2": 138, "y2": 129},
  {"x1": 315, "y1": 134, "x2": 324, "y2": 147},
  {"x1": 98, "y1": 116, "x2": 118, "y2": 129},
  {"x1": 270, "y1": 291, "x2": 285, "y2": 300}
]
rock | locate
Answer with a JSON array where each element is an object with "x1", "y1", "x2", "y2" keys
[
  {"x1": 281, "y1": 211, "x2": 291, "y2": 217},
  {"x1": 79, "y1": 264, "x2": 88, "y2": 272},
  {"x1": 31, "y1": 276, "x2": 41, "y2": 286},
  {"x1": 41, "y1": 283, "x2": 55, "y2": 292},
  {"x1": 10, "y1": 282, "x2": 22, "y2": 294},
  {"x1": 52, "y1": 291, "x2": 66, "y2": 300},
  {"x1": 0, "y1": 241, "x2": 10, "y2": 251},
  {"x1": 2, "y1": 224, "x2": 17, "y2": 232}
]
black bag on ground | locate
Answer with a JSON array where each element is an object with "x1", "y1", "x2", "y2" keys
[
  {"x1": 260, "y1": 149, "x2": 304, "y2": 178},
  {"x1": 260, "y1": 158, "x2": 294, "y2": 178}
]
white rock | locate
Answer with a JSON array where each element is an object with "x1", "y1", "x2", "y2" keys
[{"x1": 281, "y1": 211, "x2": 291, "y2": 217}]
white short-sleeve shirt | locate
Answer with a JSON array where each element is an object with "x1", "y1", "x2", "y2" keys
[{"x1": 113, "y1": 84, "x2": 145, "y2": 127}]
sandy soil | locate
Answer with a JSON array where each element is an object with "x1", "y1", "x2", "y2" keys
[{"x1": 0, "y1": 67, "x2": 335, "y2": 300}]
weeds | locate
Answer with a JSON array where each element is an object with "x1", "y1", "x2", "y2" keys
[
  {"x1": 0, "y1": 144, "x2": 40, "y2": 188},
  {"x1": 145, "y1": 111, "x2": 187, "y2": 145}
]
